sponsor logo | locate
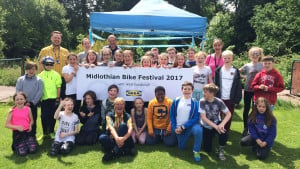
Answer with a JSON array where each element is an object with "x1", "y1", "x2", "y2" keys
[{"x1": 126, "y1": 90, "x2": 142, "y2": 96}]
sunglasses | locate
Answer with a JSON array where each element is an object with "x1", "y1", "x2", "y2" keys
[
  {"x1": 45, "y1": 64, "x2": 54, "y2": 66},
  {"x1": 252, "y1": 51, "x2": 261, "y2": 56}
]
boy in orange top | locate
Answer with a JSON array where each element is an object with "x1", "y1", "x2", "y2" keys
[{"x1": 146, "y1": 86, "x2": 177, "y2": 146}]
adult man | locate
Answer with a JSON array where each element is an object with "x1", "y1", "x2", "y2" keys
[
  {"x1": 38, "y1": 31, "x2": 69, "y2": 75},
  {"x1": 103, "y1": 34, "x2": 121, "y2": 57},
  {"x1": 38, "y1": 31, "x2": 69, "y2": 99}
]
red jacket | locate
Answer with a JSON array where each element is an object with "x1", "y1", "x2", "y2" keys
[{"x1": 251, "y1": 68, "x2": 284, "y2": 105}]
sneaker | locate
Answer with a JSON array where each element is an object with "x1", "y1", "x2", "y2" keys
[
  {"x1": 193, "y1": 151, "x2": 201, "y2": 162},
  {"x1": 219, "y1": 147, "x2": 226, "y2": 161},
  {"x1": 102, "y1": 150, "x2": 117, "y2": 162},
  {"x1": 242, "y1": 129, "x2": 249, "y2": 137}
]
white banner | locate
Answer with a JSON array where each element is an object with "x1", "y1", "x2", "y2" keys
[{"x1": 76, "y1": 67, "x2": 193, "y2": 101}]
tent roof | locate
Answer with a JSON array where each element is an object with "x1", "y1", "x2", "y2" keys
[{"x1": 90, "y1": 0, "x2": 207, "y2": 36}]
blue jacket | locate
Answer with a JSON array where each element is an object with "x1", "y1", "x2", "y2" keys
[
  {"x1": 248, "y1": 113, "x2": 276, "y2": 148},
  {"x1": 170, "y1": 96, "x2": 200, "y2": 132}
]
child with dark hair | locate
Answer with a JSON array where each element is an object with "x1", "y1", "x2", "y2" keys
[
  {"x1": 251, "y1": 56, "x2": 284, "y2": 111},
  {"x1": 240, "y1": 97, "x2": 276, "y2": 160},
  {"x1": 16, "y1": 61, "x2": 43, "y2": 137},
  {"x1": 131, "y1": 98, "x2": 147, "y2": 144},
  {"x1": 199, "y1": 83, "x2": 231, "y2": 160},
  {"x1": 50, "y1": 98, "x2": 79, "y2": 156},
  {"x1": 76, "y1": 90, "x2": 102, "y2": 145},
  {"x1": 146, "y1": 86, "x2": 176, "y2": 146},
  {"x1": 101, "y1": 84, "x2": 119, "y2": 130},
  {"x1": 5, "y1": 92, "x2": 38, "y2": 156}
]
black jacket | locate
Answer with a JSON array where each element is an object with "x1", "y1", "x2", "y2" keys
[{"x1": 215, "y1": 66, "x2": 242, "y2": 105}]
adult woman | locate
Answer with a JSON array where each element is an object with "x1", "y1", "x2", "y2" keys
[{"x1": 205, "y1": 38, "x2": 224, "y2": 81}]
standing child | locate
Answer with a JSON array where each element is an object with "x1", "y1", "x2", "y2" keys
[
  {"x1": 157, "y1": 53, "x2": 170, "y2": 68},
  {"x1": 131, "y1": 98, "x2": 147, "y2": 144},
  {"x1": 76, "y1": 90, "x2": 101, "y2": 145},
  {"x1": 113, "y1": 49, "x2": 124, "y2": 67},
  {"x1": 215, "y1": 50, "x2": 242, "y2": 131},
  {"x1": 239, "y1": 47, "x2": 264, "y2": 136},
  {"x1": 173, "y1": 53, "x2": 190, "y2": 68},
  {"x1": 170, "y1": 81, "x2": 203, "y2": 162},
  {"x1": 62, "y1": 53, "x2": 81, "y2": 116},
  {"x1": 192, "y1": 51, "x2": 213, "y2": 101},
  {"x1": 5, "y1": 92, "x2": 38, "y2": 156},
  {"x1": 99, "y1": 48, "x2": 112, "y2": 66},
  {"x1": 240, "y1": 97, "x2": 276, "y2": 160},
  {"x1": 140, "y1": 55, "x2": 152, "y2": 67},
  {"x1": 38, "y1": 56, "x2": 62, "y2": 138},
  {"x1": 186, "y1": 48, "x2": 196, "y2": 67},
  {"x1": 16, "y1": 61, "x2": 43, "y2": 137},
  {"x1": 166, "y1": 47, "x2": 177, "y2": 66},
  {"x1": 199, "y1": 84, "x2": 231, "y2": 161},
  {"x1": 82, "y1": 50, "x2": 99, "y2": 68},
  {"x1": 50, "y1": 98, "x2": 79, "y2": 156},
  {"x1": 251, "y1": 56, "x2": 284, "y2": 111}
]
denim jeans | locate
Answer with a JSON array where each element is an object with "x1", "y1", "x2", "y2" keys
[
  {"x1": 176, "y1": 124, "x2": 203, "y2": 152},
  {"x1": 146, "y1": 128, "x2": 177, "y2": 146}
]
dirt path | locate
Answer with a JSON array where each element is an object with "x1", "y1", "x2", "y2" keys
[{"x1": 1, "y1": 86, "x2": 300, "y2": 105}]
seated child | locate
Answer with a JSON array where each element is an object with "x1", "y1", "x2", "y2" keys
[
  {"x1": 50, "y1": 98, "x2": 79, "y2": 156},
  {"x1": 76, "y1": 90, "x2": 101, "y2": 145},
  {"x1": 199, "y1": 84, "x2": 231, "y2": 160},
  {"x1": 131, "y1": 98, "x2": 147, "y2": 144},
  {"x1": 170, "y1": 81, "x2": 203, "y2": 162},
  {"x1": 5, "y1": 92, "x2": 38, "y2": 156},
  {"x1": 240, "y1": 97, "x2": 276, "y2": 160},
  {"x1": 101, "y1": 84, "x2": 119, "y2": 130}
]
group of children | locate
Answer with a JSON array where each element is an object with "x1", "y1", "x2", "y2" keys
[{"x1": 5, "y1": 38, "x2": 284, "y2": 162}]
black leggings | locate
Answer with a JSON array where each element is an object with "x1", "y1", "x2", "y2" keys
[
  {"x1": 202, "y1": 127, "x2": 228, "y2": 153},
  {"x1": 243, "y1": 91, "x2": 254, "y2": 129},
  {"x1": 240, "y1": 135, "x2": 270, "y2": 160}
]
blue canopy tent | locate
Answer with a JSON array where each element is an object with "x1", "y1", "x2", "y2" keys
[{"x1": 89, "y1": 0, "x2": 207, "y2": 48}]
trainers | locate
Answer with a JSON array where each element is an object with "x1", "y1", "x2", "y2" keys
[
  {"x1": 102, "y1": 150, "x2": 117, "y2": 162},
  {"x1": 193, "y1": 151, "x2": 201, "y2": 162},
  {"x1": 219, "y1": 147, "x2": 226, "y2": 161},
  {"x1": 242, "y1": 129, "x2": 249, "y2": 137}
]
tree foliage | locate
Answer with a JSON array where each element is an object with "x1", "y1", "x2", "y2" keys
[
  {"x1": 0, "y1": 6, "x2": 6, "y2": 58},
  {"x1": 0, "y1": 0, "x2": 70, "y2": 58},
  {"x1": 250, "y1": 0, "x2": 300, "y2": 55}
]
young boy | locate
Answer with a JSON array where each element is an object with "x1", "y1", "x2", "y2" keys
[
  {"x1": 215, "y1": 50, "x2": 242, "y2": 131},
  {"x1": 186, "y1": 48, "x2": 196, "y2": 67},
  {"x1": 38, "y1": 56, "x2": 62, "y2": 138},
  {"x1": 166, "y1": 47, "x2": 177, "y2": 66},
  {"x1": 170, "y1": 81, "x2": 203, "y2": 162},
  {"x1": 200, "y1": 83, "x2": 231, "y2": 160},
  {"x1": 101, "y1": 84, "x2": 119, "y2": 130},
  {"x1": 251, "y1": 56, "x2": 284, "y2": 111},
  {"x1": 16, "y1": 61, "x2": 43, "y2": 137},
  {"x1": 50, "y1": 98, "x2": 79, "y2": 156},
  {"x1": 146, "y1": 86, "x2": 176, "y2": 146}
]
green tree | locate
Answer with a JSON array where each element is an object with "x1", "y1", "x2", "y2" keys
[
  {"x1": 0, "y1": 6, "x2": 6, "y2": 58},
  {"x1": 0, "y1": 0, "x2": 70, "y2": 58},
  {"x1": 205, "y1": 12, "x2": 235, "y2": 53},
  {"x1": 250, "y1": 0, "x2": 300, "y2": 55}
]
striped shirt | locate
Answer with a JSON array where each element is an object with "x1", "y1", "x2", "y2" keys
[{"x1": 38, "y1": 45, "x2": 69, "y2": 76}]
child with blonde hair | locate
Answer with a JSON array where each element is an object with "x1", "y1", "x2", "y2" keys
[
  {"x1": 239, "y1": 47, "x2": 264, "y2": 136},
  {"x1": 131, "y1": 98, "x2": 147, "y2": 144},
  {"x1": 157, "y1": 52, "x2": 169, "y2": 68},
  {"x1": 192, "y1": 51, "x2": 213, "y2": 101},
  {"x1": 140, "y1": 55, "x2": 152, "y2": 67}
]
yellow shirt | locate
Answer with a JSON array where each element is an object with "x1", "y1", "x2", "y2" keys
[
  {"x1": 38, "y1": 45, "x2": 69, "y2": 76},
  {"x1": 147, "y1": 97, "x2": 172, "y2": 135}
]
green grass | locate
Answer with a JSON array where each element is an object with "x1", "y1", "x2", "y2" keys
[{"x1": 0, "y1": 101, "x2": 299, "y2": 169}]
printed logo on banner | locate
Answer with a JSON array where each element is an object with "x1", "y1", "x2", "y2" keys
[{"x1": 126, "y1": 90, "x2": 142, "y2": 96}]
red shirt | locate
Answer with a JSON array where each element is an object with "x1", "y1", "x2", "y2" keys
[{"x1": 251, "y1": 68, "x2": 284, "y2": 105}]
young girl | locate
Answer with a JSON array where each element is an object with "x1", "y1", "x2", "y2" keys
[
  {"x1": 50, "y1": 98, "x2": 79, "y2": 156},
  {"x1": 157, "y1": 52, "x2": 169, "y2": 68},
  {"x1": 206, "y1": 38, "x2": 224, "y2": 80},
  {"x1": 240, "y1": 97, "x2": 276, "y2": 160},
  {"x1": 239, "y1": 47, "x2": 264, "y2": 136},
  {"x1": 131, "y1": 98, "x2": 147, "y2": 144},
  {"x1": 123, "y1": 50, "x2": 136, "y2": 68},
  {"x1": 173, "y1": 52, "x2": 190, "y2": 68},
  {"x1": 76, "y1": 90, "x2": 101, "y2": 145},
  {"x1": 62, "y1": 53, "x2": 81, "y2": 115},
  {"x1": 83, "y1": 50, "x2": 99, "y2": 68},
  {"x1": 5, "y1": 92, "x2": 38, "y2": 156},
  {"x1": 192, "y1": 51, "x2": 213, "y2": 101},
  {"x1": 99, "y1": 48, "x2": 112, "y2": 66},
  {"x1": 140, "y1": 55, "x2": 152, "y2": 67},
  {"x1": 114, "y1": 49, "x2": 124, "y2": 67}
]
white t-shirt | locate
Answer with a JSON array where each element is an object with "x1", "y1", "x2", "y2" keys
[
  {"x1": 193, "y1": 65, "x2": 212, "y2": 91},
  {"x1": 55, "y1": 111, "x2": 79, "y2": 143},
  {"x1": 62, "y1": 65, "x2": 77, "y2": 95},
  {"x1": 221, "y1": 66, "x2": 235, "y2": 100},
  {"x1": 176, "y1": 98, "x2": 191, "y2": 127}
]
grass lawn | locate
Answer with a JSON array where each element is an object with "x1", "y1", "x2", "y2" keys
[{"x1": 0, "y1": 100, "x2": 299, "y2": 169}]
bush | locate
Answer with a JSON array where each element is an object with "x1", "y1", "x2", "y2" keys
[{"x1": 0, "y1": 65, "x2": 20, "y2": 86}]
